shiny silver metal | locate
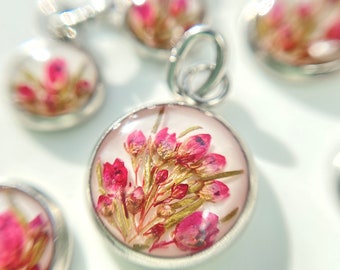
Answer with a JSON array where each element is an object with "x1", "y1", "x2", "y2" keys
[
  {"x1": 0, "y1": 182, "x2": 72, "y2": 270},
  {"x1": 167, "y1": 24, "x2": 230, "y2": 106},
  {"x1": 38, "y1": 0, "x2": 115, "y2": 39}
]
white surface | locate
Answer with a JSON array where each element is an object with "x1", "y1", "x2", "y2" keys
[{"x1": 1, "y1": 1, "x2": 340, "y2": 270}]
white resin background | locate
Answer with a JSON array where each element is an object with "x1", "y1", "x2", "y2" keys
[{"x1": 0, "y1": 1, "x2": 340, "y2": 270}]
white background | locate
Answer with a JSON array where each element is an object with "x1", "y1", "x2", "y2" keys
[{"x1": 1, "y1": 1, "x2": 340, "y2": 269}]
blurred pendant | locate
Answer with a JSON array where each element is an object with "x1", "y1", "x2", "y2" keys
[
  {"x1": 7, "y1": 38, "x2": 104, "y2": 131},
  {"x1": 125, "y1": 0, "x2": 206, "y2": 58},
  {"x1": 0, "y1": 182, "x2": 72, "y2": 270},
  {"x1": 245, "y1": 0, "x2": 340, "y2": 78}
]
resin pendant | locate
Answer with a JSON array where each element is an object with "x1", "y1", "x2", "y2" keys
[
  {"x1": 89, "y1": 103, "x2": 256, "y2": 268},
  {"x1": 246, "y1": 0, "x2": 340, "y2": 77},
  {"x1": 125, "y1": 0, "x2": 206, "y2": 58},
  {"x1": 0, "y1": 183, "x2": 72, "y2": 270},
  {"x1": 7, "y1": 38, "x2": 104, "y2": 131}
]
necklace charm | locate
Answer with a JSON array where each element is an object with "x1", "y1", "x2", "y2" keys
[
  {"x1": 0, "y1": 182, "x2": 72, "y2": 270},
  {"x1": 7, "y1": 38, "x2": 104, "y2": 131},
  {"x1": 88, "y1": 25, "x2": 256, "y2": 268},
  {"x1": 245, "y1": 0, "x2": 340, "y2": 78}
]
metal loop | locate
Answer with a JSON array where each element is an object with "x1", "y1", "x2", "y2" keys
[
  {"x1": 167, "y1": 24, "x2": 229, "y2": 106},
  {"x1": 38, "y1": 0, "x2": 114, "y2": 39}
]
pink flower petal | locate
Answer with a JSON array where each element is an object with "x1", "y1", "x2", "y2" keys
[
  {"x1": 103, "y1": 158, "x2": 128, "y2": 192},
  {"x1": 174, "y1": 211, "x2": 219, "y2": 252}
]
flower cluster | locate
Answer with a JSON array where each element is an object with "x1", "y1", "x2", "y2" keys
[
  {"x1": 255, "y1": 0, "x2": 340, "y2": 65},
  {"x1": 96, "y1": 109, "x2": 243, "y2": 255},
  {"x1": 127, "y1": 0, "x2": 205, "y2": 50},
  {"x1": 14, "y1": 58, "x2": 93, "y2": 116},
  {"x1": 0, "y1": 209, "x2": 50, "y2": 270}
]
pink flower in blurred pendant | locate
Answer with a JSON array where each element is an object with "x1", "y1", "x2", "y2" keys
[
  {"x1": 45, "y1": 58, "x2": 68, "y2": 91},
  {"x1": 103, "y1": 158, "x2": 128, "y2": 193},
  {"x1": 174, "y1": 211, "x2": 219, "y2": 252},
  {"x1": 169, "y1": 0, "x2": 188, "y2": 16},
  {"x1": 0, "y1": 211, "x2": 26, "y2": 269},
  {"x1": 130, "y1": 1, "x2": 156, "y2": 27}
]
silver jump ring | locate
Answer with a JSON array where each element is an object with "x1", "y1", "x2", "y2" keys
[
  {"x1": 38, "y1": 0, "x2": 114, "y2": 39},
  {"x1": 167, "y1": 24, "x2": 229, "y2": 106}
]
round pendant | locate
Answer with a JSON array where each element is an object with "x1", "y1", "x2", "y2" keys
[
  {"x1": 246, "y1": 0, "x2": 340, "y2": 78},
  {"x1": 88, "y1": 103, "x2": 256, "y2": 268},
  {"x1": 7, "y1": 38, "x2": 104, "y2": 131},
  {"x1": 0, "y1": 183, "x2": 72, "y2": 270},
  {"x1": 125, "y1": 0, "x2": 206, "y2": 58}
]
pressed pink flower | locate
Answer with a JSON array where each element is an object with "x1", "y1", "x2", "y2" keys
[
  {"x1": 199, "y1": 181, "x2": 230, "y2": 202},
  {"x1": 103, "y1": 158, "x2": 128, "y2": 192},
  {"x1": 126, "y1": 186, "x2": 145, "y2": 215},
  {"x1": 267, "y1": 1, "x2": 285, "y2": 27},
  {"x1": 173, "y1": 211, "x2": 219, "y2": 252},
  {"x1": 144, "y1": 223, "x2": 165, "y2": 239},
  {"x1": 275, "y1": 23, "x2": 297, "y2": 51},
  {"x1": 125, "y1": 130, "x2": 147, "y2": 156},
  {"x1": 96, "y1": 194, "x2": 113, "y2": 216},
  {"x1": 45, "y1": 58, "x2": 68, "y2": 91},
  {"x1": 44, "y1": 92, "x2": 58, "y2": 113},
  {"x1": 196, "y1": 153, "x2": 226, "y2": 175},
  {"x1": 0, "y1": 211, "x2": 26, "y2": 269},
  {"x1": 130, "y1": 1, "x2": 156, "y2": 27},
  {"x1": 296, "y1": 2, "x2": 313, "y2": 19},
  {"x1": 16, "y1": 84, "x2": 36, "y2": 103},
  {"x1": 169, "y1": 0, "x2": 187, "y2": 16},
  {"x1": 177, "y1": 134, "x2": 211, "y2": 166},
  {"x1": 154, "y1": 128, "x2": 177, "y2": 159},
  {"x1": 155, "y1": 169, "x2": 169, "y2": 185},
  {"x1": 171, "y1": 184, "x2": 188, "y2": 200},
  {"x1": 75, "y1": 80, "x2": 92, "y2": 96},
  {"x1": 325, "y1": 18, "x2": 340, "y2": 40}
]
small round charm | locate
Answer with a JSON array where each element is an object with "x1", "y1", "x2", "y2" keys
[
  {"x1": 89, "y1": 103, "x2": 256, "y2": 268},
  {"x1": 246, "y1": 0, "x2": 340, "y2": 77},
  {"x1": 0, "y1": 182, "x2": 72, "y2": 270},
  {"x1": 125, "y1": 0, "x2": 206, "y2": 58},
  {"x1": 7, "y1": 38, "x2": 104, "y2": 131}
]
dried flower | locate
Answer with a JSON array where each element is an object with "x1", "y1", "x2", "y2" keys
[
  {"x1": 173, "y1": 211, "x2": 219, "y2": 252},
  {"x1": 95, "y1": 107, "x2": 243, "y2": 255},
  {"x1": 155, "y1": 169, "x2": 169, "y2": 185},
  {"x1": 103, "y1": 158, "x2": 128, "y2": 193},
  {"x1": 16, "y1": 84, "x2": 36, "y2": 103},
  {"x1": 0, "y1": 210, "x2": 50, "y2": 270},
  {"x1": 171, "y1": 184, "x2": 188, "y2": 200},
  {"x1": 13, "y1": 57, "x2": 93, "y2": 116},
  {"x1": 0, "y1": 211, "x2": 26, "y2": 269},
  {"x1": 196, "y1": 153, "x2": 227, "y2": 175},
  {"x1": 177, "y1": 134, "x2": 211, "y2": 166},
  {"x1": 255, "y1": 0, "x2": 340, "y2": 65},
  {"x1": 126, "y1": 186, "x2": 145, "y2": 215},
  {"x1": 326, "y1": 18, "x2": 340, "y2": 40},
  {"x1": 199, "y1": 181, "x2": 230, "y2": 202},
  {"x1": 45, "y1": 58, "x2": 68, "y2": 92},
  {"x1": 96, "y1": 194, "x2": 114, "y2": 216},
  {"x1": 127, "y1": 0, "x2": 205, "y2": 49},
  {"x1": 125, "y1": 130, "x2": 147, "y2": 156},
  {"x1": 154, "y1": 128, "x2": 177, "y2": 159}
]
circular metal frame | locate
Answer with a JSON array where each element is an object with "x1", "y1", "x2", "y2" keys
[{"x1": 87, "y1": 102, "x2": 257, "y2": 269}]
